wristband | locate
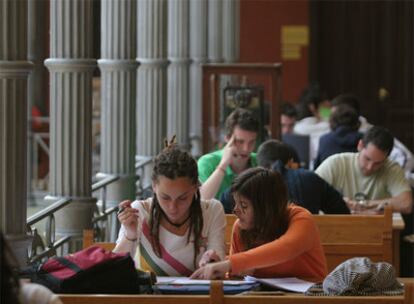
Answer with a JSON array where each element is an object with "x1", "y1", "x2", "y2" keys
[{"x1": 217, "y1": 165, "x2": 226, "y2": 174}]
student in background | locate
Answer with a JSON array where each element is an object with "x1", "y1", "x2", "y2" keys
[
  {"x1": 198, "y1": 108, "x2": 260, "y2": 200},
  {"x1": 0, "y1": 231, "x2": 62, "y2": 304},
  {"x1": 314, "y1": 104, "x2": 362, "y2": 168},
  {"x1": 114, "y1": 141, "x2": 226, "y2": 276},
  {"x1": 331, "y1": 94, "x2": 414, "y2": 175},
  {"x1": 191, "y1": 167, "x2": 327, "y2": 282},
  {"x1": 294, "y1": 84, "x2": 331, "y2": 166},
  {"x1": 280, "y1": 102, "x2": 298, "y2": 135},
  {"x1": 316, "y1": 126, "x2": 412, "y2": 214}
]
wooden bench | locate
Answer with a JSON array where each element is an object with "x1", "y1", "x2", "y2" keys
[{"x1": 58, "y1": 278, "x2": 414, "y2": 304}]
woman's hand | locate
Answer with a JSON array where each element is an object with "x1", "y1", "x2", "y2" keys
[
  {"x1": 190, "y1": 260, "x2": 231, "y2": 280},
  {"x1": 117, "y1": 200, "x2": 139, "y2": 240},
  {"x1": 198, "y1": 249, "x2": 220, "y2": 267}
]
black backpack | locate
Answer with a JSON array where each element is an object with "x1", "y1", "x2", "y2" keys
[{"x1": 20, "y1": 246, "x2": 154, "y2": 294}]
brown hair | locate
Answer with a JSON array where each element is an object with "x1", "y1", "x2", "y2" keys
[
  {"x1": 149, "y1": 138, "x2": 203, "y2": 268},
  {"x1": 224, "y1": 108, "x2": 260, "y2": 138},
  {"x1": 231, "y1": 167, "x2": 289, "y2": 249}
]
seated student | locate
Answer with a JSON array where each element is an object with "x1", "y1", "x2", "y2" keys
[
  {"x1": 314, "y1": 104, "x2": 363, "y2": 168},
  {"x1": 114, "y1": 140, "x2": 226, "y2": 276},
  {"x1": 220, "y1": 140, "x2": 349, "y2": 214},
  {"x1": 316, "y1": 126, "x2": 413, "y2": 214},
  {"x1": 294, "y1": 84, "x2": 331, "y2": 166},
  {"x1": 191, "y1": 167, "x2": 328, "y2": 282},
  {"x1": 198, "y1": 108, "x2": 260, "y2": 200},
  {"x1": 0, "y1": 231, "x2": 62, "y2": 304},
  {"x1": 331, "y1": 94, "x2": 414, "y2": 175},
  {"x1": 280, "y1": 102, "x2": 298, "y2": 135}
]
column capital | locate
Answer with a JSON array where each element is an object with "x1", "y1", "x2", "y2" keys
[
  {"x1": 44, "y1": 58, "x2": 97, "y2": 72},
  {"x1": 0, "y1": 61, "x2": 33, "y2": 77},
  {"x1": 98, "y1": 59, "x2": 139, "y2": 71}
]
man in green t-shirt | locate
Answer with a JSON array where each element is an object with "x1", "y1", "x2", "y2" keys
[
  {"x1": 198, "y1": 108, "x2": 260, "y2": 200},
  {"x1": 316, "y1": 126, "x2": 412, "y2": 214}
]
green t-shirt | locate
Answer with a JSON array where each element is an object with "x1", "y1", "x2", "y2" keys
[
  {"x1": 197, "y1": 149, "x2": 257, "y2": 199},
  {"x1": 315, "y1": 152, "x2": 411, "y2": 200}
]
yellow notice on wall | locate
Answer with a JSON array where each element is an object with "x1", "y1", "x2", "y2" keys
[
  {"x1": 281, "y1": 25, "x2": 309, "y2": 60},
  {"x1": 281, "y1": 44, "x2": 301, "y2": 60},
  {"x1": 281, "y1": 26, "x2": 309, "y2": 45}
]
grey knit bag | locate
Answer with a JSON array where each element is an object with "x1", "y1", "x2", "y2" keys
[{"x1": 306, "y1": 257, "x2": 403, "y2": 296}]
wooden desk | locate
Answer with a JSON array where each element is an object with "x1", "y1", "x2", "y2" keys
[
  {"x1": 59, "y1": 279, "x2": 414, "y2": 304},
  {"x1": 393, "y1": 213, "x2": 405, "y2": 275}
]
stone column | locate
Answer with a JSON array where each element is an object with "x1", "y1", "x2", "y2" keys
[
  {"x1": 189, "y1": 0, "x2": 208, "y2": 156},
  {"x1": 223, "y1": 0, "x2": 240, "y2": 63},
  {"x1": 167, "y1": 0, "x2": 190, "y2": 150},
  {"x1": 45, "y1": 0, "x2": 97, "y2": 248},
  {"x1": 0, "y1": 0, "x2": 33, "y2": 265},
  {"x1": 99, "y1": 0, "x2": 138, "y2": 240},
  {"x1": 208, "y1": 0, "x2": 223, "y2": 63},
  {"x1": 136, "y1": 0, "x2": 167, "y2": 189}
]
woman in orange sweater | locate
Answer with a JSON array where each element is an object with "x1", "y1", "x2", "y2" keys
[{"x1": 191, "y1": 167, "x2": 327, "y2": 282}]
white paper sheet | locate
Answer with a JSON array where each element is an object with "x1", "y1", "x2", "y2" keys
[{"x1": 245, "y1": 276, "x2": 313, "y2": 293}]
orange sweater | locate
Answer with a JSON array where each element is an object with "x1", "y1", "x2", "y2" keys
[{"x1": 229, "y1": 205, "x2": 327, "y2": 282}]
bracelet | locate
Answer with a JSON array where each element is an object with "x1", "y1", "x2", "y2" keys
[
  {"x1": 217, "y1": 165, "x2": 226, "y2": 174},
  {"x1": 124, "y1": 234, "x2": 137, "y2": 242}
]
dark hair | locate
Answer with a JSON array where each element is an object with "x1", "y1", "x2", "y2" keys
[
  {"x1": 361, "y1": 126, "x2": 394, "y2": 156},
  {"x1": 281, "y1": 102, "x2": 297, "y2": 118},
  {"x1": 331, "y1": 94, "x2": 361, "y2": 116},
  {"x1": 257, "y1": 139, "x2": 292, "y2": 167},
  {"x1": 224, "y1": 108, "x2": 260, "y2": 138},
  {"x1": 231, "y1": 167, "x2": 289, "y2": 250},
  {"x1": 1, "y1": 231, "x2": 21, "y2": 304},
  {"x1": 329, "y1": 104, "x2": 360, "y2": 131},
  {"x1": 150, "y1": 142, "x2": 203, "y2": 268},
  {"x1": 296, "y1": 83, "x2": 328, "y2": 119}
]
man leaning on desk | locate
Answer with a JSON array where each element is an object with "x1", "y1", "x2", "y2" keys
[{"x1": 315, "y1": 126, "x2": 413, "y2": 214}]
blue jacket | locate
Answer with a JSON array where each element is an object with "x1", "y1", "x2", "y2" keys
[{"x1": 314, "y1": 126, "x2": 363, "y2": 168}]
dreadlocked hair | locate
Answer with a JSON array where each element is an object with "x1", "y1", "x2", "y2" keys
[{"x1": 149, "y1": 137, "x2": 203, "y2": 269}]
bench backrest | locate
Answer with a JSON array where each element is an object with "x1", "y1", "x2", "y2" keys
[{"x1": 224, "y1": 208, "x2": 393, "y2": 272}]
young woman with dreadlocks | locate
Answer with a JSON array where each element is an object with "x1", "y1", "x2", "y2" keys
[{"x1": 114, "y1": 140, "x2": 226, "y2": 276}]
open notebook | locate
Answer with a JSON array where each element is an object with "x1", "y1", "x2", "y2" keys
[{"x1": 155, "y1": 276, "x2": 259, "y2": 294}]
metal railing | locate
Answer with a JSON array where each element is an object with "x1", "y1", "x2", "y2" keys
[
  {"x1": 91, "y1": 174, "x2": 121, "y2": 242},
  {"x1": 26, "y1": 174, "x2": 124, "y2": 264},
  {"x1": 26, "y1": 197, "x2": 72, "y2": 264}
]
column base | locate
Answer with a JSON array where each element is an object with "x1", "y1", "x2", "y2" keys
[{"x1": 44, "y1": 195, "x2": 96, "y2": 251}]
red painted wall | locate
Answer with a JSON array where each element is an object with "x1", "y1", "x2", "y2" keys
[{"x1": 240, "y1": 0, "x2": 309, "y2": 103}]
